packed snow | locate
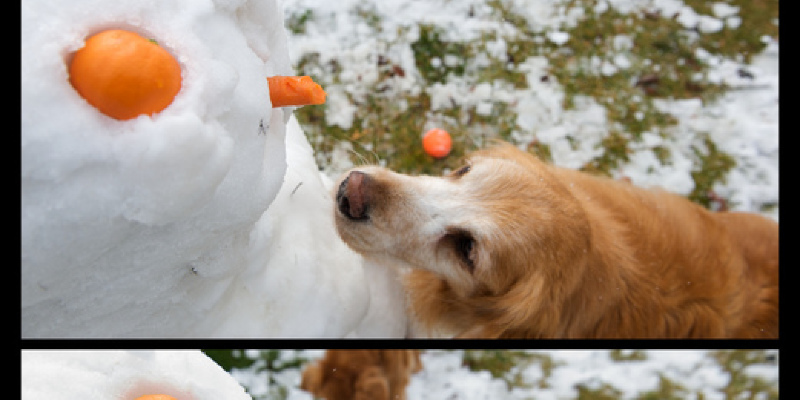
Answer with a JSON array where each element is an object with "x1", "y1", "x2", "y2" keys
[
  {"x1": 21, "y1": 0, "x2": 405, "y2": 338},
  {"x1": 21, "y1": 0, "x2": 778, "y2": 338},
  {"x1": 21, "y1": 350, "x2": 251, "y2": 400}
]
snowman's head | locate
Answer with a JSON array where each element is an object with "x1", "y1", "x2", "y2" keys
[{"x1": 22, "y1": 0, "x2": 293, "y2": 337}]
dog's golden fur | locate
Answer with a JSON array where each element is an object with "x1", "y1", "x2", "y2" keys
[
  {"x1": 334, "y1": 143, "x2": 778, "y2": 338},
  {"x1": 300, "y1": 350, "x2": 422, "y2": 400}
]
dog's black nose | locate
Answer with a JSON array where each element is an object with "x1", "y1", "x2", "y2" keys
[{"x1": 337, "y1": 171, "x2": 371, "y2": 221}]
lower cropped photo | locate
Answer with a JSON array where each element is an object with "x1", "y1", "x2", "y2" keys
[{"x1": 20, "y1": 349, "x2": 778, "y2": 400}]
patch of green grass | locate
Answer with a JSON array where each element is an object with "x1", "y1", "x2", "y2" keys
[
  {"x1": 635, "y1": 373, "x2": 690, "y2": 400},
  {"x1": 711, "y1": 350, "x2": 779, "y2": 400},
  {"x1": 462, "y1": 350, "x2": 560, "y2": 390},
  {"x1": 609, "y1": 349, "x2": 648, "y2": 362},
  {"x1": 462, "y1": 350, "x2": 521, "y2": 379},
  {"x1": 286, "y1": 9, "x2": 313, "y2": 35},
  {"x1": 688, "y1": 135, "x2": 737, "y2": 208},
  {"x1": 685, "y1": 0, "x2": 779, "y2": 63},
  {"x1": 411, "y1": 24, "x2": 470, "y2": 84},
  {"x1": 575, "y1": 382, "x2": 624, "y2": 400},
  {"x1": 581, "y1": 129, "x2": 632, "y2": 176}
]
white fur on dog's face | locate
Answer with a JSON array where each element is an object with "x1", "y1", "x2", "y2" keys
[
  {"x1": 335, "y1": 163, "x2": 488, "y2": 290},
  {"x1": 333, "y1": 146, "x2": 591, "y2": 298}
]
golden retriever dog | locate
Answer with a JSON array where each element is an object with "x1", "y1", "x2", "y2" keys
[
  {"x1": 333, "y1": 143, "x2": 778, "y2": 338},
  {"x1": 300, "y1": 350, "x2": 422, "y2": 400}
]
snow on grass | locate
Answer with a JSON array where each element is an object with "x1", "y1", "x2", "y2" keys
[
  {"x1": 284, "y1": 0, "x2": 778, "y2": 220},
  {"x1": 212, "y1": 349, "x2": 779, "y2": 400}
]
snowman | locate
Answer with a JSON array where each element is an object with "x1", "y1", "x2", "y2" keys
[
  {"x1": 21, "y1": 0, "x2": 406, "y2": 337},
  {"x1": 21, "y1": 351, "x2": 255, "y2": 399}
]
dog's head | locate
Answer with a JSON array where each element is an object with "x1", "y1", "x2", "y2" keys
[{"x1": 334, "y1": 143, "x2": 591, "y2": 300}]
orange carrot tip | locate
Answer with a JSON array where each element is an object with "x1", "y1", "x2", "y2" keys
[{"x1": 267, "y1": 76, "x2": 326, "y2": 108}]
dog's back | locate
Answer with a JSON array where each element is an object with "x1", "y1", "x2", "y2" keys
[{"x1": 555, "y1": 165, "x2": 779, "y2": 338}]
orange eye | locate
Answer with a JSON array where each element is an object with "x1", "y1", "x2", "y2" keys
[{"x1": 67, "y1": 29, "x2": 182, "y2": 120}]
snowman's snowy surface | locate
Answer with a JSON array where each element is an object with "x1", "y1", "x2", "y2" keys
[
  {"x1": 21, "y1": 350, "x2": 251, "y2": 400},
  {"x1": 21, "y1": 0, "x2": 401, "y2": 338}
]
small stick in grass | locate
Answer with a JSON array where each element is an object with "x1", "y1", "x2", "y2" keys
[{"x1": 267, "y1": 76, "x2": 326, "y2": 107}]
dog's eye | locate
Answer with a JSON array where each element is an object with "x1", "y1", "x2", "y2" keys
[
  {"x1": 452, "y1": 165, "x2": 471, "y2": 178},
  {"x1": 445, "y1": 229, "x2": 477, "y2": 273}
]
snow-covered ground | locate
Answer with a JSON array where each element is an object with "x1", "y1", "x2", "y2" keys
[
  {"x1": 284, "y1": 0, "x2": 778, "y2": 221},
  {"x1": 229, "y1": 349, "x2": 779, "y2": 400},
  {"x1": 21, "y1": 0, "x2": 778, "y2": 338}
]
